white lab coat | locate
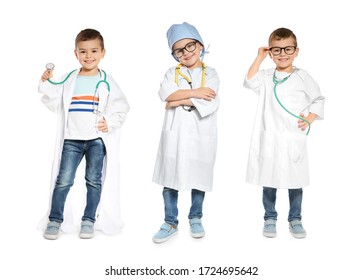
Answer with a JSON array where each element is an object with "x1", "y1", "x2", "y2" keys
[
  {"x1": 153, "y1": 65, "x2": 220, "y2": 192},
  {"x1": 38, "y1": 69, "x2": 129, "y2": 234},
  {"x1": 244, "y1": 68, "x2": 324, "y2": 189}
]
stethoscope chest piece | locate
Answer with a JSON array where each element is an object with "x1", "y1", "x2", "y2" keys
[{"x1": 46, "y1": 63, "x2": 55, "y2": 71}]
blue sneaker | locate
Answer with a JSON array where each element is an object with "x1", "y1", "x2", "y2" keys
[
  {"x1": 289, "y1": 220, "x2": 306, "y2": 239},
  {"x1": 189, "y1": 218, "x2": 205, "y2": 238},
  {"x1": 44, "y1": 221, "x2": 61, "y2": 240},
  {"x1": 152, "y1": 223, "x2": 178, "y2": 244},
  {"x1": 263, "y1": 219, "x2": 277, "y2": 238},
  {"x1": 79, "y1": 220, "x2": 94, "y2": 239}
]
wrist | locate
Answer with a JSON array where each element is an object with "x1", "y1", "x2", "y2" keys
[
  {"x1": 188, "y1": 89, "x2": 194, "y2": 99},
  {"x1": 308, "y1": 113, "x2": 317, "y2": 123},
  {"x1": 170, "y1": 100, "x2": 181, "y2": 108}
]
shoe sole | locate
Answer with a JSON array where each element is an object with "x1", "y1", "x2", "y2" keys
[
  {"x1": 43, "y1": 234, "x2": 58, "y2": 240},
  {"x1": 263, "y1": 232, "x2": 277, "y2": 238},
  {"x1": 289, "y1": 231, "x2": 306, "y2": 239},
  {"x1": 191, "y1": 231, "x2": 205, "y2": 238},
  {"x1": 80, "y1": 233, "x2": 94, "y2": 239},
  {"x1": 152, "y1": 231, "x2": 178, "y2": 244}
]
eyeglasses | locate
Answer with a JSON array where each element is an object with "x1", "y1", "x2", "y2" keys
[
  {"x1": 269, "y1": 46, "x2": 297, "y2": 56},
  {"x1": 172, "y1": 41, "x2": 198, "y2": 59}
]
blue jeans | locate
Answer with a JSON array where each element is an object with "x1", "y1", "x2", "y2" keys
[
  {"x1": 49, "y1": 138, "x2": 106, "y2": 223},
  {"x1": 263, "y1": 186, "x2": 303, "y2": 222},
  {"x1": 162, "y1": 187, "x2": 205, "y2": 227}
]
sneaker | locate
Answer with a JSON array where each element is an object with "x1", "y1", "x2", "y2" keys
[
  {"x1": 44, "y1": 221, "x2": 61, "y2": 240},
  {"x1": 189, "y1": 218, "x2": 205, "y2": 238},
  {"x1": 152, "y1": 223, "x2": 178, "y2": 244},
  {"x1": 289, "y1": 220, "x2": 306, "y2": 239},
  {"x1": 79, "y1": 220, "x2": 94, "y2": 239},
  {"x1": 263, "y1": 219, "x2": 277, "y2": 238}
]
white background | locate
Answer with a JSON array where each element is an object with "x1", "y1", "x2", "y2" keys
[{"x1": 1, "y1": 0, "x2": 362, "y2": 279}]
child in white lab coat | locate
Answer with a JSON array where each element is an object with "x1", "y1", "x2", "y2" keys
[
  {"x1": 152, "y1": 22, "x2": 220, "y2": 243},
  {"x1": 244, "y1": 27, "x2": 325, "y2": 238},
  {"x1": 38, "y1": 29, "x2": 129, "y2": 240}
]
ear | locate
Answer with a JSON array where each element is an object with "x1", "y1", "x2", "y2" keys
[
  {"x1": 197, "y1": 42, "x2": 204, "y2": 51},
  {"x1": 74, "y1": 49, "x2": 78, "y2": 59},
  {"x1": 101, "y1": 48, "x2": 106, "y2": 58},
  {"x1": 198, "y1": 43, "x2": 204, "y2": 57},
  {"x1": 294, "y1": 47, "x2": 299, "y2": 58}
]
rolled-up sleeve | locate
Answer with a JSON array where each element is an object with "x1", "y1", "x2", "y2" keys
[
  {"x1": 304, "y1": 75, "x2": 325, "y2": 120},
  {"x1": 102, "y1": 76, "x2": 130, "y2": 131},
  {"x1": 191, "y1": 68, "x2": 220, "y2": 118},
  {"x1": 39, "y1": 80, "x2": 62, "y2": 113},
  {"x1": 158, "y1": 68, "x2": 179, "y2": 102},
  {"x1": 243, "y1": 71, "x2": 264, "y2": 95}
]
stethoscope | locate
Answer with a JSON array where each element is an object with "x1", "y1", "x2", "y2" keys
[
  {"x1": 273, "y1": 70, "x2": 311, "y2": 135},
  {"x1": 45, "y1": 63, "x2": 110, "y2": 114},
  {"x1": 174, "y1": 62, "x2": 206, "y2": 112}
]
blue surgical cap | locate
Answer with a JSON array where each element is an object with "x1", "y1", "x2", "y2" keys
[{"x1": 166, "y1": 22, "x2": 204, "y2": 61}]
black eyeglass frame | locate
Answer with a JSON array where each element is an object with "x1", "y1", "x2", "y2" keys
[
  {"x1": 172, "y1": 41, "x2": 198, "y2": 59},
  {"x1": 269, "y1": 46, "x2": 297, "y2": 56}
]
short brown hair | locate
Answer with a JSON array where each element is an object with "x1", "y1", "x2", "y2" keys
[
  {"x1": 75, "y1": 29, "x2": 104, "y2": 50},
  {"x1": 268, "y1": 28, "x2": 297, "y2": 47}
]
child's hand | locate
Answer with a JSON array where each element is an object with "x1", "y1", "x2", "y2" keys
[
  {"x1": 41, "y1": 69, "x2": 53, "y2": 82},
  {"x1": 247, "y1": 47, "x2": 270, "y2": 80},
  {"x1": 97, "y1": 117, "x2": 108, "y2": 132},
  {"x1": 165, "y1": 101, "x2": 179, "y2": 109},
  {"x1": 298, "y1": 113, "x2": 317, "y2": 131},
  {"x1": 257, "y1": 46, "x2": 270, "y2": 60},
  {"x1": 191, "y1": 87, "x2": 216, "y2": 101},
  {"x1": 165, "y1": 101, "x2": 171, "y2": 110},
  {"x1": 165, "y1": 99, "x2": 194, "y2": 110}
]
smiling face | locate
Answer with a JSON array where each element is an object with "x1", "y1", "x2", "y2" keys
[
  {"x1": 172, "y1": 38, "x2": 204, "y2": 69},
  {"x1": 74, "y1": 39, "x2": 105, "y2": 75},
  {"x1": 269, "y1": 36, "x2": 299, "y2": 73}
]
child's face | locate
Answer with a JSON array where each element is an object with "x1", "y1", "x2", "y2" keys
[
  {"x1": 269, "y1": 37, "x2": 299, "y2": 72},
  {"x1": 172, "y1": 38, "x2": 204, "y2": 69},
  {"x1": 74, "y1": 39, "x2": 105, "y2": 75}
]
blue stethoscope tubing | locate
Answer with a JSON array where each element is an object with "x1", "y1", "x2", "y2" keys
[{"x1": 273, "y1": 71, "x2": 311, "y2": 135}]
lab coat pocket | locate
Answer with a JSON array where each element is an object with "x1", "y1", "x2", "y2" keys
[
  {"x1": 251, "y1": 130, "x2": 274, "y2": 157},
  {"x1": 188, "y1": 134, "x2": 217, "y2": 164},
  {"x1": 288, "y1": 133, "x2": 307, "y2": 163},
  {"x1": 160, "y1": 130, "x2": 178, "y2": 158}
]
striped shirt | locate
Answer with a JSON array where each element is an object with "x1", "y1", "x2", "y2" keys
[{"x1": 65, "y1": 75, "x2": 101, "y2": 140}]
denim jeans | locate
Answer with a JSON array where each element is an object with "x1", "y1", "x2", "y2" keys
[
  {"x1": 162, "y1": 187, "x2": 205, "y2": 227},
  {"x1": 262, "y1": 186, "x2": 303, "y2": 222},
  {"x1": 49, "y1": 138, "x2": 106, "y2": 223}
]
